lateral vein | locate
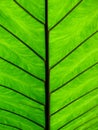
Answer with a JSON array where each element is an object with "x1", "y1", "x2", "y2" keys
[
  {"x1": 0, "y1": 84, "x2": 44, "y2": 106},
  {"x1": 51, "y1": 87, "x2": 98, "y2": 116},
  {"x1": 49, "y1": 0, "x2": 83, "y2": 31},
  {"x1": 0, "y1": 25, "x2": 45, "y2": 62},
  {"x1": 0, "y1": 57, "x2": 45, "y2": 82},
  {"x1": 58, "y1": 105, "x2": 98, "y2": 129},
  {"x1": 13, "y1": 0, "x2": 45, "y2": 25},
  {"x1": 0, "y1": 108, "x2": 44, "y2": 128},
  {"x1": 50, "y1": 31, "x2": 98, "y2": 70},
  {"x1": 51, "y1": 62, "x2": 98, "y2": 93},
  {"x1": 0, "y1": 122, "x2": 22, "y2": 130}
]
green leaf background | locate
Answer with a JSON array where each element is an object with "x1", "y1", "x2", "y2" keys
[{"x1": 0, "y1": 0, "x2": 98, "y2": 130}]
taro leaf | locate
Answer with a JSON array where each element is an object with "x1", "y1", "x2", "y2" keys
[{"x1": 0, "y1": 0, "x2": 98, "y2": 130}]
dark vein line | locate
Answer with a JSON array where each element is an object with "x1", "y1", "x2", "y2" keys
[
  {"x1": 45, "y1": 0, "x2": 50, "y2": 129},
  {"x1": 49, "y1": 0, "x2": 83, "y2": 31},
  {"x1": 50, "y1": 31, "x2": 98, "y2": 70},
  {"x1": 13, "y1": 0, "x2": 44, "y2": 25},
  {"x1": 0, "y1": 25, "x2": 45, "y2": 61},
  {"x1": 74, "y1": 116, "x2": 98, "y2": 130},
  {"x1": 51, "y1": 87, "x2": 98, "y2": 116},
  {"x1": 58, "y1": 105, "x2": 98, "y2": 130},
  {"x1": 0, "y1": 57, "x2": 45, "y2": 82},
  {"x1": 51, "y1": 62, "x2": 98, "y2": 94},
  {"x1": 0, "y1": 108, "x2": 44, "y2": 128},
  {"x1": 0, "y1": 84, "x2": 44, "y2": 107},
  {"x1": 0, "y1": 123, "x2": 22, "y2": 130}
]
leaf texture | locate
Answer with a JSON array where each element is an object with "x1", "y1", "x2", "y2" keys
[{"x1": 0, "y1": 0, "x2": 98, "y2": 130}]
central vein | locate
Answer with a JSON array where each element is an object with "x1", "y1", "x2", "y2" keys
[{"x1": 45, "y1": 0, "x2": 50, "y2": 130}]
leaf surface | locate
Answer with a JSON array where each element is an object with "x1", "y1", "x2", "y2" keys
[{"x1": 0, "y1": 0, "x2": 98, "y2": 130}]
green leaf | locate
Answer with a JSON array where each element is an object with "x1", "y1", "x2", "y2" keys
[{"x1": 0, "y1": 0, "x2": 98, "y2": 130}]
